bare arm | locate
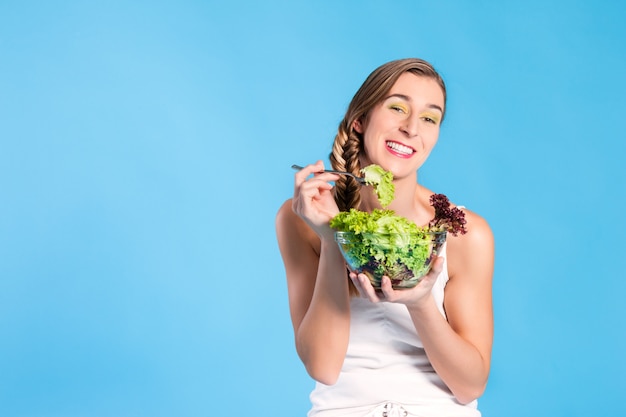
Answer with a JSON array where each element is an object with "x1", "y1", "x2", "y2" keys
[
  {"x1": 408, "y1": 211, "x2": 494, "y2": 403},
  {"x1": 275, "y1": 162, "x2": 352, "y2": 384}
]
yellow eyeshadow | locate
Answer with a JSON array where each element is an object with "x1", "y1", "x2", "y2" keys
[
  {"x1": 420, "y1": 112, "x2": 441, "y2": 124},
  {"x1": 388, "y1": 103, "x2": 408, "y2": 113}
]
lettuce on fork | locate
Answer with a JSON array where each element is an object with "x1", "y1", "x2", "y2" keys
[{"x1": 361, "y1": 164, "x2": 394, "y2": 207}]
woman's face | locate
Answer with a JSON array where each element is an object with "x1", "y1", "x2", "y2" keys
[{"x1": 355, "y1": 72, "x2": 445, "y2": 180}]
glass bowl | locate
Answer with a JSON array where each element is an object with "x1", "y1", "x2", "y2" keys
[{"x1": 334, "y1": 230, "x2": 447, "y2": 289}]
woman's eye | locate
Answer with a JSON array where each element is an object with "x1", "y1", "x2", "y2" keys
[
  {"x1": 420, "y1": 114, "x2": 440, "y2": 125},
  {"x1": 389, "y1": 104, "x2": 408, "y2": 114}
]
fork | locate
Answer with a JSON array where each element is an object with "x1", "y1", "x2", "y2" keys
[{"x1": 291, "y1": 164, "x2": 367, "y2": 185}]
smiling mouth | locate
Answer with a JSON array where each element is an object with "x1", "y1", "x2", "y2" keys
[{"x1": 386, "y1": 141, "x2": 415, "y2": 156}]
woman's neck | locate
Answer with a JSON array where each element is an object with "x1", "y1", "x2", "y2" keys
[{"x1": 358, "y1": 175, "x2": 433, "y2": 226}]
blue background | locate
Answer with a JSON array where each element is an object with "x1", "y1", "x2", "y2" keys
[{"x1": 1, "y1": 1, "x2": 625, "y2": 416}]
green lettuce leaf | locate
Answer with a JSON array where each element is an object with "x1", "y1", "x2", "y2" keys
[
  {"x1": 330, "y1": 208, "x2": 430, "y2": 275},
  {"x1": 361, "y1": 164, "x2": 394, "y2": 207}
]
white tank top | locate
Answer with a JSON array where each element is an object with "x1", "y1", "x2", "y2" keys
[{"x1": 308, "y1": 244, "x2": 481, "y2": 417}]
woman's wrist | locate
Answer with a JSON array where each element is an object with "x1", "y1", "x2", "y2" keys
[
  {"x1": 405, "y1": 292, "x2": 437, "y2": 315},
  {"x1": 320, "y1": 234, "x2": 341, "y2": 255}
]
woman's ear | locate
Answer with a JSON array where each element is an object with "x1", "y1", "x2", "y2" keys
[{"x1": 353, "y1": 118, "x2": 363, "y2": 133}]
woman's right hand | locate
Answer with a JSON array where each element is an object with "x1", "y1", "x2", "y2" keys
[
  {"x1": 349, "y1": 256, "x2": 445, "y2": 307},
  {"x1": 291, "y1": 160, "x2": 340, "y2": 241}
]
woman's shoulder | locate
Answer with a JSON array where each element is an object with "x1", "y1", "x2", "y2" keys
[
  {"x1": 416, "y1": 186, "x2": 492, "y2": 240},
  {"x1": 446, "y1": 203, "x2": 495, "y2": 281},
  {"x1": 276, "y1": 198, "x2": 294, "y2": 221},
  {"x1": 444, "y1": 200, "x2": 494, "y2": 251},
  {"x1": 276, "y1": 198, "x2": 299, "y2": 233},
  {"x1": 455, "y1": 206, "x2": 493, "y2": 243},
  {"x1": 275, "y1": 198, "x2": 321, "y2": 254}
]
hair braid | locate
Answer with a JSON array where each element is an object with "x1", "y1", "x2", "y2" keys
[{"x1": 330, "y1": 120, "x2": 362, "y2": 212}]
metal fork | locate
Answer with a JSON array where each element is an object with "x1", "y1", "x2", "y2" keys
[{"x1": 291, "y1": 164, "x2": 366, "y2": 184}]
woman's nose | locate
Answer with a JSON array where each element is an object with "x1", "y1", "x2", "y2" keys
[{"x1": 400, "y1": 115, "x2": 419, "y2": 137}]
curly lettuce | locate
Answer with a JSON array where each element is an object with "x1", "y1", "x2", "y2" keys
[
  {"x1": 361, "y1": 164, "x2": 394, "y2": 207},
  {"x1": 330, "y1": 209, "x2": 430, "y2": 278}
]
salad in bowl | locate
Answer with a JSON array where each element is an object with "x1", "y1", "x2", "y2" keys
[{"x1": 330, "y1": 165, "x2": 466, "y2": 289}]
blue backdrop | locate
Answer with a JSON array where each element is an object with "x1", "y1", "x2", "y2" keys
[{"x1": 1, "y1": 1, "x2": 625, "y2": 416}]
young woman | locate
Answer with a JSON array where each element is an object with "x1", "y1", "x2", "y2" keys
[{"x1": 276, "y1": 58, "x2": 495, "y2": 417}]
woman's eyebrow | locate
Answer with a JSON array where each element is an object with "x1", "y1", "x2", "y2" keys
[
  {"x1": 386, "y1": 94, "x2": 443, "y2": 114},
  {"x1": 386, "y1": 93, "x2": 411, "y2": 102},
  {"x1": 425, "y1": 104, "x2": 444, "y2": 114}
]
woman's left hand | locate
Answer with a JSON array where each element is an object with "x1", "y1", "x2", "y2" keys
[{"x1": 349, "y1": 256, "x2": 444, "y2": 307}]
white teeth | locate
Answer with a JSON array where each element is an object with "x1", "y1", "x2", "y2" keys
[{"x1": 386, "y1": 141, "x2": 414, "y2": 155}]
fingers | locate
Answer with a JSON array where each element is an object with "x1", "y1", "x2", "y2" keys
[
  {"x1": 351, "y1": 273, "x2": 382, "y2": 302},
  {"x1": 376, "y1": 257, "x2": 445, "y2": 304},
  {"x1": 293, "y1": 161, "x2": 340, "y2": 191},
  {"x1": 294, "y1": 178, "x2": 333, "y2": 206},
  {"x1": 293, "y1": 160, "x2": 324, "y2": 187},
  {"x1": 379, "y1": 276, "x2": 395, "y2": 298},
  {"x1": 292, "y1": 161, "x2": 339, "y2": 211}
]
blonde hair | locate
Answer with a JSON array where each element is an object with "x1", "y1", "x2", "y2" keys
[{"x1": 330, "y1": 58, "x2": 447, "y2": 211}]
